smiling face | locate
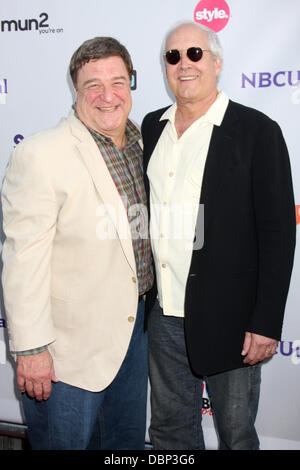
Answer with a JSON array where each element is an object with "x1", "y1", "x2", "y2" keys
[
  {"x1": 75, "y1": 55, "x2": 132, "y2": 147},
  {"x1": 165, "y1": 24, "x2": 222, "y2": 109}
]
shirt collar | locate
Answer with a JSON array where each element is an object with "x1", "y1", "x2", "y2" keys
[
  {"x1": 160, "y1": 90, "x2": 229, "y2": 127},
  {"x1": 72, "y1": 103, "x2": 141, "y2": 148}
]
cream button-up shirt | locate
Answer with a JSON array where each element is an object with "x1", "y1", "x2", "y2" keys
[{"x1": 147, "y1": 91, "x2": 229, "y2": 317}]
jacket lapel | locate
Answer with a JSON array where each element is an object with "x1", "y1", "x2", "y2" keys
[
  {"x1": 142, "y1": 111, "x2": 169, "y2": 202},
  {"x1": 200, "y1": 101, "x2": 238, "y2": 221},
  {"x1": 67, "y1": 112, "x2": 136, "y2": 273},
  {"x1": 143, "y1": 110, "x2": 169, "y2": 172}
]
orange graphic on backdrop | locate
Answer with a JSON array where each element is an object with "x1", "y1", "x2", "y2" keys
[{"x1": 296, "y1": 205, "x2": 300, "y2": 225}]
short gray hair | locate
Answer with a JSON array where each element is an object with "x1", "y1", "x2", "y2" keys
[
  {"x1": 164, "y1": 21, "x2": 223, "y2": 63},
  {"x1": 69, "y1": 36, "x2": 133, "y2": 89}
]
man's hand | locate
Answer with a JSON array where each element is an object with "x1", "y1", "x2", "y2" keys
[
  {"x1": 241, "y1": 331, "x2": 278, "y2": 365},
  {"x1": 17, "y1": 349, "x2": 58, "y2": 401}
]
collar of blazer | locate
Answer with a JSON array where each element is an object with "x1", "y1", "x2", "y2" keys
[{"x1": 66, "y1": 109, "x2": 137, "y2": 274}]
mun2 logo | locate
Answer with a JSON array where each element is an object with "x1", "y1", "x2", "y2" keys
[
  {"x1": 0, "y1": 13, "x2": 63, "y2": 35},
  {"x1": 1, "y1": 12, "x2": 49, "y2": 32}
]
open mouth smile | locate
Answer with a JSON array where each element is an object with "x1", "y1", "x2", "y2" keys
[
  {"x1": 97, "y1": 105, "x2": 119, "y2": 112},
  {"x1": 179, "y1": 76, "x2": 199, "y2": 81}
]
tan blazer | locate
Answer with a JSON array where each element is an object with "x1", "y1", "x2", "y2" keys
[{"x1": 1, "y1": 111, "x2": 140, "y2": 392}]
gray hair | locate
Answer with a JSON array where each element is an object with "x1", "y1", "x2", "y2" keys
[
  {"x1": 69, "y1": 36, "x2": 133, "y2": 89},
  {"x1": 164, "y1": 21, "x2": 223, "y2": 63}
]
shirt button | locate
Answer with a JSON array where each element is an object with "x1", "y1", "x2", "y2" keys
[
  {"x1": 162, "y1": 263, "x2": 167, "y2": 268},
  {"x1": 128, "y1": 316, "x2": 135, "y2": 323},
  {"x1": 132, "y1": 277, "x2": 137, "y2": 283},
  {"x1": 169, "y1": 171, "x2": 174, "y2": 177}
]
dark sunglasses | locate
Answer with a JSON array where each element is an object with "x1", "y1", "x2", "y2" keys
[{"x1": 164, "y1": 47, "x2": 211, "y2": 65}]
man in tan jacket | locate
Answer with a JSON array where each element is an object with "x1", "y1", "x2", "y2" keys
[{"x1": 1, "y1": 37, "x2": 153, "y2": 450}]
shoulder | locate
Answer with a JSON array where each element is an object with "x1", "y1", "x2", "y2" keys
[
  {"x1": 225, "y1": 101, "x2": 288, "y2": 160},
  {"x1": 227, "y1": 100, "x2": 281, "y2": 132},
  {"x1": 11, "y1": 111, "x2": 93, "y2": 157},
  {"x1": 15, "y1": 116, "x2": 72, "y2": 152},
  {"x1": 142, "y1": 106, "x2": 171, "y2": 127},
  {"x1": 7, "y1": 114, "x2": 83, "y2": 176}
]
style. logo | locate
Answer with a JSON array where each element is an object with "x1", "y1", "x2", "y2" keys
[
  {"x1": 194, "y1": 0, "x2": 230, "y2": 32},
  {"x1": 0, "y1": 78, "x2": 8, "y2": 104}
]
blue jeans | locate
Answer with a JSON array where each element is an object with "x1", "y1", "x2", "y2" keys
[
  {"x1": 148, "y1": 300, "x2": 261, "y2": 450},
  {"x1": 22, "y1": 300, "x2": 148, "y2": 450}
]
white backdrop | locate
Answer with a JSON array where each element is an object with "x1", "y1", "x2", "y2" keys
[{"x1": 0, "y1": 0, "x2": 299, "y2": 450}]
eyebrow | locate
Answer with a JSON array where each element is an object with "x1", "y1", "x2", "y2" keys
[
  {"x1": 82, "y1": 75, "x2": 128, "y2": 87},
  {"x1": 112, "y1": 75, "x2": 128, "y2": 81}
]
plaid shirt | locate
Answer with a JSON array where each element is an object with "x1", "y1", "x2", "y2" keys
[{"x1": 87, "y1": 119, "x2": 153, "y2": 296}]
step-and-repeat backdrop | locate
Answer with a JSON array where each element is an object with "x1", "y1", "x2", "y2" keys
[{"x1": 1, "y1": 0, "x2": 299, "y2": 450}]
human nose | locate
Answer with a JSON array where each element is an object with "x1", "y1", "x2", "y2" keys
[
  {"x1": 178, "y1": 51, "x2": 191, "y2": 69},
  {"x1": 99, "y1": 84, "x2": 114, "y2": 102}
]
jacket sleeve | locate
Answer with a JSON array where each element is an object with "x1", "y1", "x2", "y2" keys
[
  {"x1": 247, "y1": 119, "x2": 296, "y2": 339},
  {"x1": 1, "y1": 139, "x2": 58, "y2": 352}
]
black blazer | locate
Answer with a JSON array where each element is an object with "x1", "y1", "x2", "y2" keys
[{"x1": 142, "y1": 100, "x2": 296, "y2": 376}]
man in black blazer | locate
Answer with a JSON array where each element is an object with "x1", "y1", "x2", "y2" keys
[{"x1": 142, "y1": 22, "x2": 296, "y2": 450}]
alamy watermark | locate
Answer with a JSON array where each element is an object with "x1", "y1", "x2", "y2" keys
[{"x1": 96, "y1": 198, "x2": 204, "y2": 251}]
